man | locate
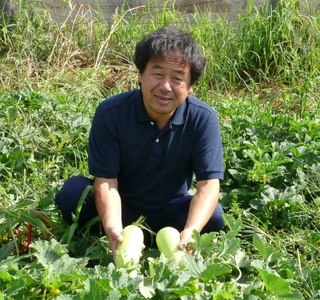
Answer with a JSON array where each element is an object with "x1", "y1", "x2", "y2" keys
[{"x1": 55, "y1": 26, "x2": 225, "y2": 260}]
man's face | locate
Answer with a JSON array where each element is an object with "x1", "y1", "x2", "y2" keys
[{"x1": 138, "y1": 53, "x2": 191, "y2": 127}]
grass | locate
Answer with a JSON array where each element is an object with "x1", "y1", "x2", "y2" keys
[{"x1": 0, "y1": 0, "x2": 319, "y2": 298}]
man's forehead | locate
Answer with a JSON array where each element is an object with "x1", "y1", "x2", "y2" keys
[{"x1": 150, "y1": 53, "x2": 189, "y2": 68}]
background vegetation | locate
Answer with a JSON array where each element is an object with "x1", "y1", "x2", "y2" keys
[{"x1": 0, "y1": 0, "x2": 319, "y2": 299}]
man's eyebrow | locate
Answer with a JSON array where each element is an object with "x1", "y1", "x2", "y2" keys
[
  {"x1": 152, "y1": 64, "x2": 186, "y2": 75},
  {"x1": 152, "y1": 64, "x2": 163, "y2": 70}
]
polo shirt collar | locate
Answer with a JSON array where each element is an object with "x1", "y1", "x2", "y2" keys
[
  {"x1": 136, "y1": 89, "x2": 187, "y2": 126},
  {"x1": 171, "y1": 101, "x2": 186, "y2": 125}
]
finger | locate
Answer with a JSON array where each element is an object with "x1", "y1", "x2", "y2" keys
[
  {"x1": 178, "y1": 234, "x2": 190, "y2": 249},
  {"x1": 178, "y1": 243, "x2": 186, "y2": 250},
  {"x1": 185, "y1": 243, "x2": 195, "y2": 255}
]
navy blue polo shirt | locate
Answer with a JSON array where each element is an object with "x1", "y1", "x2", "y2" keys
[{"x1": 88, "y1": 89, "x2": 223, "y2": 211}]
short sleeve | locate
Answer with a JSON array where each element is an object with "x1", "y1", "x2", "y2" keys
[
  {"x1": 192, "y1": 108, "x2": 224, "y2": 181},
  {"x1": 88, "y1": 103, "x2": 120, "y2": 178}
]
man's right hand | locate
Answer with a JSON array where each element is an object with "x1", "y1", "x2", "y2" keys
[
  {"x1": 105, "y1": 226, "x2": 123, "y2": 262},
  {"x1": 93, "y1": 177, "x2": 123, "y2": 263}
]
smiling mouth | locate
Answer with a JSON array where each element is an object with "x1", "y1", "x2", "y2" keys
[{"x1": 155, "y1": 94, "x2": 171, "y2": 104}]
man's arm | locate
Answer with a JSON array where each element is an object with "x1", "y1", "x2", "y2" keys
[
  {"x1": 179, "y1": 178, "x2": 220, "y2": 249},
  {"x1": 94, "y1": 177, "x2": 122, "y2": 260}
]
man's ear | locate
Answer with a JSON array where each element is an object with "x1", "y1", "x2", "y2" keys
[{"x1": 138, "y1": 71, "x2": 142, "y2": 83}]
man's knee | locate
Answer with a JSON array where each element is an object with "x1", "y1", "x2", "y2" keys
[
  {"x1": 202, "y1": 203, "x2": 225, "y2": 233},
  {"x1": 214, "y1": 203, "x2": 225, "y2": 230},
  {"x1": 54, "y1": 176, "x2": 94, "y2": 224}
]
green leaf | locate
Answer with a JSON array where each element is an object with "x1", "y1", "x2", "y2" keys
[
  {"x1": 223, "y1": 214, "x2": 243, "y2": 233},
  {"x1": 0, "y1": 241, "x2": 15, "y2": 262},
  {"x1": 258, "y1": 268, "x2": 291, "y2": 293},
  {"x1": 219, "y1": 231, "x2": 241, "y2": 257},
  {"x1": 0, "y1": 269, "x2": 12, "y2": 282},
  {"x1": 252, "y1": 234, "x2": 274, "y2": 261},
  {"x1": 200, "y1": 263, "x2": 231, "y2": 282},
  {"x1": 191, "y1": 230, "x2": 217, "y2": 255},
  {"x1": 139, "y1": 277, "x2": 155, "y2": 298},
  {"x1": 5, "y1": 278, "x2": 27, "y2": 298},
  {"x1": 29, "y1": 239, "x2": 88, "y2": 288},
  {"x1": 251, "y1": 260, "x2": 300, "y2": 297},
  {"x1": 85, "y1": 278, "x2": 117, "y2": 299},
  {"x1": 73, "y1": 185, "x2": 94, "y2": 222},
  {"x1": 179, "y1": 255, "x2": 207, "y2": 277},
  {"x1": 60, "y1": 222, "x2": 78, "y2": 245}
]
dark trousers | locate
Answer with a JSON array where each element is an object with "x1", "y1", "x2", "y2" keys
[{"x1": 54, "y1": 176, "x2": 225, "y2": 246}]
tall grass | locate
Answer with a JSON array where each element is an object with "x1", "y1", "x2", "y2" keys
[{"x1": 1, "y1": 1, "x2": 320, "y2": 96}]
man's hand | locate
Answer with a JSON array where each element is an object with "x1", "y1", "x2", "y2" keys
[
  {"x1": 105, "y1": 226, "x2": 123, "y2": 262},
  {"x1": 94, "y1": 177, "x2": 123, "y2": 263},
  {"x1": 178, "y1": 227, "x2": 195, "y2": 254},
  {"x1": 179, "y1": 179, "x2": 220, "y2": 254}
]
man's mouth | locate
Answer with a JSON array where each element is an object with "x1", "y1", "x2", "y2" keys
[{"x1": 155, "y1": 94, "x2": 172, "y2": 104}]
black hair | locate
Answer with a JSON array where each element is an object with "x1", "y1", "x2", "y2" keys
[{"x1": 134, "y1": 26, "x2": 206, "y2": 86}]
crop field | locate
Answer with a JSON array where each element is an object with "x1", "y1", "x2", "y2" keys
[{"x1": 0, "y1": 0, "x2": 319, "y2": 299}]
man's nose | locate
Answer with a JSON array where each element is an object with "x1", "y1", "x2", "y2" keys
[{"x1": 159, "y1": 76, "x2": 171, "y2": 91}]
